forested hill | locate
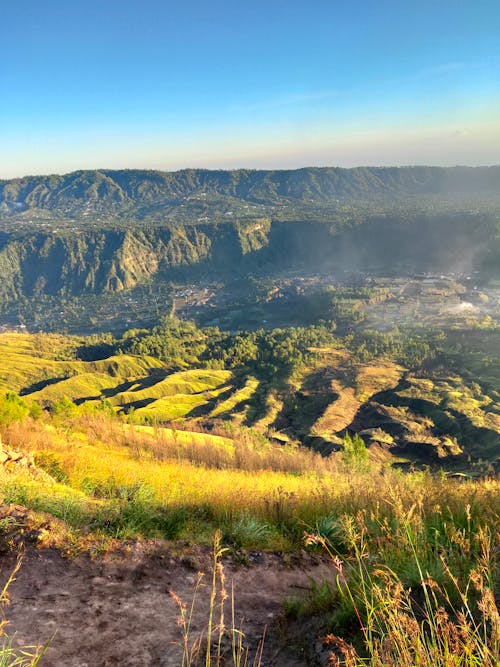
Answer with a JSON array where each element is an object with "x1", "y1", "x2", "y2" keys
[
  {"x1": 0, "y1": 166, "x2": 499, "y2": 312},
  {"x1": 1, "y1": 165, "x2": 500, "y2": 222}
]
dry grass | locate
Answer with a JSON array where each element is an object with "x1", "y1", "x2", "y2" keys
[
  {"x1": 1, "y1": 415, "x2": 499, "y2": 554},
  {"x1": 308, "y1": 511, "x2": 500, "y2": 666},
  {"x1": 0, "y1": 410, "x2": 499, "y2": 664},
  {"x1": 171, "y1": 531, "x2": 264, "y2": 666}
]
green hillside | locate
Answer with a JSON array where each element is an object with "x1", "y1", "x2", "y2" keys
[
  {"x1": 0, "y1": 167, "x2": 499, "y2": 330},
  {"x1": 1, "y1": 327, "x2": 498, "y2": 471},
  {"x1": 2, "y1": 166, "x2": 500, "y2": 220}
]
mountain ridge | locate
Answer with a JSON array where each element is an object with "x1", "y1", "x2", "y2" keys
[
  {"x1": 2, "y1": 165, "x2": 500, "y2": 220},
  {"x1": 0, "y1": 166, "x2": 499, "y2": 321}
]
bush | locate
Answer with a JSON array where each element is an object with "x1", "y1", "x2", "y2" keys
[
  {"x1": 341, "y1": 433, "x2": 369, "y2": 471},
  {"x1": 0, "y1": 393, "x2": 29, "y2": 427}
]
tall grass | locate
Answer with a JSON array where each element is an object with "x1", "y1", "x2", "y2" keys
[
  {"x1": 170, "y1": 531, "x2": 264, "y2": 667},
  {"x1": 305, "y1": 509, "x2": 500, "y2": 666},
  {"x1": 1, "y1": 415, "x2": 499, "y2": 555},
  {"x1": 80, "y1": 414, "x2": 333, "y2": 474},
  {"x1": 0, "y1": 411, "x2": 499, "y2": 664}
]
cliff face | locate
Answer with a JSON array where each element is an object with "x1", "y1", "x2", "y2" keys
[
  {"x1": 0, "y1": 223, "x2": 269, "y2": 301},
  {"x1": 0, "y1": 165, "x2": 498, "y2": 307},
  {"x1": 0, "y1": 210, "x2": 497, "y2": 306}
]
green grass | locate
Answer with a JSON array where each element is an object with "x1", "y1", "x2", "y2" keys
[
  {"x1": 134, "y1": 392, "x2": 218, "y2": 420},
  {"x1": 0, "y1": 332, "x2": 164, "y2": 398},
  {"x1": 29, "y1": 372, "x2": 119, "y2": 403},
  {"x1": 0, "y1": 408, "x2": 499, "y2": 666},
  {"x1": 304, "y1": 513, "x2": 500, "y2": 666},
  {"x1": 109, "y1": 369, "x2": 232, "y2": 407},
  {"x1": 1, "y1": 415, "x2": 499, "y2": 556},
  {"x1": 210, "y1": 377, "x2": 259, "y2": 417}
]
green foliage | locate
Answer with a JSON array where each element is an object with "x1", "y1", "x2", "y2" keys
[
  {"x1": 28, "y1": 401, "x2": 42, "y2": 420},
  {"x1": 308, "y1": 514, "x2": 500, "y2": 666},
  {"x1": 202, "y1": 325, "x2": 337, "y2": 381},
  {"x1": 341, "y1": 433, "x2": 369, "y2": 471},
  {"x1": 51, "y1": 396, "x2": 78, "y2": 420},
  {"x1": 0, "y1": 393, "x2": 29, "y2": 426},
  {"x1": 34, "y1": 452, "x2": 69, "y2": 483},
  {"x1": 348, "y1": 328, "x2": 436, "y2": 366},
  {"x1": 283, "y1": 578, "x2": 338, "y2": 620},
  {"x1": 222, "y1": 515, "x2": 272, "y2": 549},
  {"x1": 119, "y1": 318, "x2": 208, "y2": 368}
]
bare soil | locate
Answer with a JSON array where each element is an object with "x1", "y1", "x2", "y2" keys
[{"x1": 1, "y1": 541, "x2": 335, "y2": 666}]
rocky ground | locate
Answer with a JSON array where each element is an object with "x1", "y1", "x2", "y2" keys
[{"x1": 0, "y1": 508, "x2": 335, "y2": 667}]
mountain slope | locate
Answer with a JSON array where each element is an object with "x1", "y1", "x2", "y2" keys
[{"x1": 1, "y1": 166, "x2": 499, "y2": 219}]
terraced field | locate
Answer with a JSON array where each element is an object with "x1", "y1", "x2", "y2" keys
[
  {"x1": 0, "y1": 334, "x2": 256, "y2": 424},
  {"x1": 0, "y1": 333, "x2": 164, "y2": 394},
  {"x1": 1, "y1": 332, "x2": 499, "y2": 469}
]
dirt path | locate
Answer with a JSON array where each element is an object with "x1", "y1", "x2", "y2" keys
[{"x1": 1, "y1": 544, "x2": 334, "y2": 666}]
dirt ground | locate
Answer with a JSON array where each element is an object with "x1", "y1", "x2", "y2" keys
[{"x1": 1, "y1": 542, "x2": 336, "y2": 666}]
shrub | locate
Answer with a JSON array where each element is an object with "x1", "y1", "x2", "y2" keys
[
  {"x1": 341, "y1": 433, "x2": 369, "y2": 472},
  {"x1": 0, "y1": 393, "x2": 29, "y2": 427}
]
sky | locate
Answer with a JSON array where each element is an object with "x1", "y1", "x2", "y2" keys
[{"x1": 1, "y1": 0, "x2": 499, "y2": 178}]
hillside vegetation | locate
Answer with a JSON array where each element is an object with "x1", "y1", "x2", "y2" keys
[
  {"x1": 0, "y1": 323, "x2": 498, "y2": 665},
  {"x1": 2, "y1": 166, "x2": 500, "y2": 218},
  {"x1": 0, "y1": 166, "x2": 498, "y2": 663},
  {"x1": 0, "y1": 324, "x2": 498, "y2": 471},
  {"x1": 0, "y1": 390, "x2": 499, "y2": 665},
  {"x1": 0, "y1": 167, "x2": 499, "y2": 324}
]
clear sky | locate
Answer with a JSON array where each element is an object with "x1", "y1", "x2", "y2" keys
[{"x1": 1, "y1": 0, "x2": 499, "y2": 178}]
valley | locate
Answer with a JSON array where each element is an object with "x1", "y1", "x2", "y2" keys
[{"x1": 0, "y1": 166, "x2": 498, "y2": 665}]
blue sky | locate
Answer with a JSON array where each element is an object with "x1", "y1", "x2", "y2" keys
[{"x1": 1, "y1": 0, "x2": 499, "y2": 177}]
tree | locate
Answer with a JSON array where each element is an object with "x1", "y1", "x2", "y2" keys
[
  {"x1": 341, "y1": 432, "x2": 369, "y2": 471},
  {"x1": 0, "y1": 392, "x2": 30, "y2": 426}
]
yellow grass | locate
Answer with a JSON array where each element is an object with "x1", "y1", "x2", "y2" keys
[
  {"x1": 311, "y1": 360, "x2": 403, "y2": 437},
  {"x1": 109, "y1": 369, "x2": 232, "y2": 407},
  {"x1": 135, "y1": 424, "x2": 234, "y2": 449},
  {"x1": 29, "y1": 373, "x2": 119, "y2": 403},
  {"x1": 4, "y1": 418, "x2": 500, "y2": 527},
  {"x1": 0, "y1": 332, "x2": 164, "y2": 396},
  {"x1": 210, "y1": 377, "x2": 259, "y2": 417}
]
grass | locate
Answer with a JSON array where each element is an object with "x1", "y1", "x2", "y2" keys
[
  {"x1": 0, "y1": 332, "x2": 163, "y2": 397},
  {"x1": 170, "y1": 531, "x2": 264, "y2": 666},
  {"x1": 175, "y1": 510, "x2": 500, "y2": 666},
  {"x1": 2, "y1": 332, "x2": 499, "y2": 469},
  {"x1": 309, "y1": 359, "x2": 403, "y2": 438},
  {"x1": 1, "y1": 415, "x2": 499, "y2": 555},
  {"x1": 108, "y1": 369, "x2": 232, "y2": 407},
  {"x1": 28, "y1": 372, "x2": 119, "y2": 404},
  {"x1": 210, "y1": 378, "x2": 259, "y2": 417},
  {"x1": 304, "y1": 513, "x2": 500, "y2": 666},
  {"x1": 136, "y1": 424, "x2": 234, "y2": 449},
  {"x1": 0, "y1": 408, "x2": 498, "y2": 664}
]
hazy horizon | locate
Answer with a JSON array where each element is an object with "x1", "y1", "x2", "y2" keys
[
  {"x1": 2, "y1": 0, "x2": 499, "y2": 179},
  {"x1": 3, "y1": 161, "x2": 500, "y2": 183}
]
